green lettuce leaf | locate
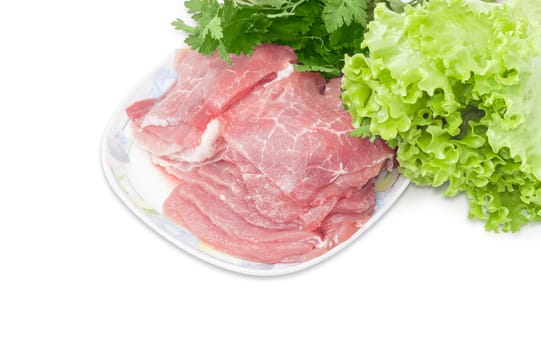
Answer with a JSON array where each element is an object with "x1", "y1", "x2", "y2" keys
[
  {"x1": 513, "y1": 0, "x2": 541, "y2": 24},
  {"x1": 486, "y1": 51, "x2": 541, "y2": 183},
  {"x1": 342, "y1": 0, "x2": 541, "y2": 232}
]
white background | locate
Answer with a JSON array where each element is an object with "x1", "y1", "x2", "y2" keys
[{"x1": 1, "y1": 1, "x2": 541, "y2": 349}]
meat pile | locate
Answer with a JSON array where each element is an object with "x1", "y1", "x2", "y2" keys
[{"x1": 126, "y1": 44, "x2": 394, "y2": 264}]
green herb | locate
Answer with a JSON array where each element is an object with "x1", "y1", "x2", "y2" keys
[{"x1": 172, "y1": 0, "x2": 404, "y2": 78}]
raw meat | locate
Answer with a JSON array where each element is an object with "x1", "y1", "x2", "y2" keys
[
  {"x1": 127, "y1": 44, "x2": 296, "y2": 162},
  {"x1": 163, "y1": 194, "x2": 328, "y2": 264},
  {"x1": 127, "y1": 45, "x2": 395, "y2": 264},
  {"x1": 221, "y1": 71, "x2": 393, "y2": 204}
]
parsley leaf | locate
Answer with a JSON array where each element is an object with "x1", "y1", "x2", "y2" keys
[
  {"x1": 322, "y1": 0, "x2": 368, "y2": 33},
  {"x1": 221, "y1": 1, "x2": 273, "y2": 55},
  {"x1": 172, "y1": 0, "x2": 224, "y2": 56}
]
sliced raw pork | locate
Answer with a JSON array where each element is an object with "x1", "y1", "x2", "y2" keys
[
  {"x1": 221, "y1": 71, "x2": 393, "y2": 205},
  {"x1": 163, "y1": 71, "x2": 393, "y2": 264},
  {"x1": 127, "y1": 45, "x2": 395, "y2": 264},
  {"x1": 126, "y1": 44, "x2": 296, "y2": 163}
]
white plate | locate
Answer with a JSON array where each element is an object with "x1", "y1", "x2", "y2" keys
[{"x1": 100, "y1": 54, "x2": 410, "y2": 276}]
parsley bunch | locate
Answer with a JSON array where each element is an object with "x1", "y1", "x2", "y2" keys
[{"x1": 172, "y1": 0, "x2": 406, "y2": 78}]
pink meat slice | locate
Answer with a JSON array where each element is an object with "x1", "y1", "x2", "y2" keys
[
  {"x1": 163, "y1": 164, "x2": 378, "y2": 263},
  {"x1": 221, "y1": 72, "x2": 394, "y2": 206},
  {"x1": 164, "y1": 154, "x2": 338, "y2": 231},
  {"x1": 126, "y1": 45, "x2": 296, "y2": 159},
  {"x1": 164, "y1": 179, "x2": 322, "y2": 245},
  {"x1": 222, "y1": 150, "x2": 339, "y2": 229},
  {"x1": 331, "y1": 182, "x2": 375, "y2": 214},
  {"x1": 164, "y1": 160, "x2": 307, "y2": 230},
  {"x1": 164, "y1": 194, "x2": 326, "y2": 264},
  {"x1": 321, "y1": 183, "x2": 376, "y2": 248}
]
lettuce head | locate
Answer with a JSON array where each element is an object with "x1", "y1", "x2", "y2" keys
[{"x1": 342, "y1": 0, "x2": 541, "y2": 232}]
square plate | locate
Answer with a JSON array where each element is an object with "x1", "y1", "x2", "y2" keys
[{"x1": 100, "y1": 54, "x2": 410, "y2": 276}]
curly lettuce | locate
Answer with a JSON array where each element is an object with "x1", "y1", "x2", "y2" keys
[{"x1": 342, "y1": 0, "x2": 541, "y2": 232}]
